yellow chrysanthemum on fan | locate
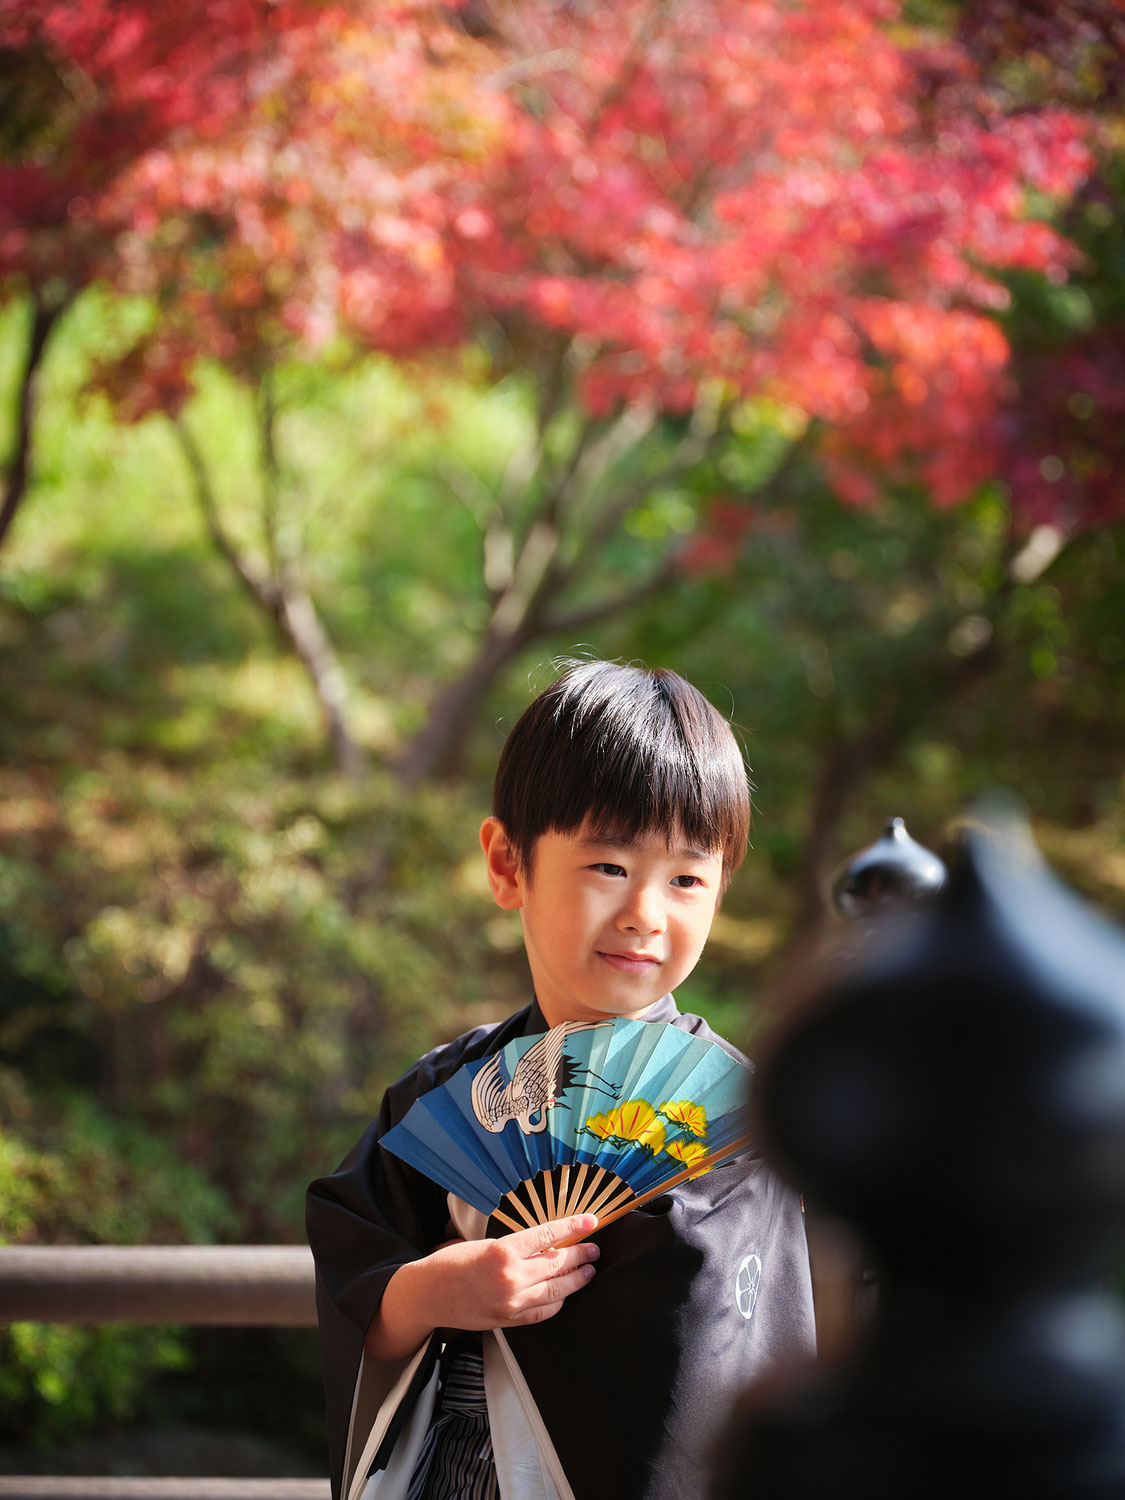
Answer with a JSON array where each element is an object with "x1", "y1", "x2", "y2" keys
[
  {"x1": 658, "y1": 1099, "x2": 708, "y2": 1138},
  {"x1": 584, "y1": 1098, "x2": 667, "y2": 1155},
  {"x1": 384, "y1": 1017, "x2": 752, "y2": 1239},
  {"x1": 666, "y1": 1138, "x2": 712, "y2": 1178}
]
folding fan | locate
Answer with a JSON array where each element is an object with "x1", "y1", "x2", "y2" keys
[{"x1": 380, "y1": 1017, "x2": 751, "y2": 1238}]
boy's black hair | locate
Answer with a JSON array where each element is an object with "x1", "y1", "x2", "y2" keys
[{"x1": 493, "y1": 660, "x2": 751, "y2": 891}]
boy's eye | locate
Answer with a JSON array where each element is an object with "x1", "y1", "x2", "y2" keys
[
  {"x1": 591, "y1": 862, "x2": 627, "y2": 877},
  {"x1": 671, "y1": 875, "x2": 704, "y2": 888}
]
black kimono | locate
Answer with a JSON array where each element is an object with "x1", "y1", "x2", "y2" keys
[{"x1": 306, "y1": 995, "x2": 816, "y2": 1500}]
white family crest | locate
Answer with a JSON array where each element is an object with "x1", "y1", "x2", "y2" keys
[{"x1": 735, "y1": 1252, "x2": 762, "y2": 1321}]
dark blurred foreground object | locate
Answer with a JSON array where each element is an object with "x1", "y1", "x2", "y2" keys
[
  {"x1": 715, "y1": 808, "x2": 1125, "y2": 1498},
  {"x1": 830, "y1": 815, "x2": 947, "y2": 919},
  {"x1": 808, "y1": 816, "x2": 947, "y2": 1358}
]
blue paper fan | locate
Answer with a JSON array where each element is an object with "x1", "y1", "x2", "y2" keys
[{"x1": 381, "y1": 1018, "x2": 750, "y2": 1234}]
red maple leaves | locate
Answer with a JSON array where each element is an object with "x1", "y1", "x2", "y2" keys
[
  {"x1": 1, "y1": 0, "x2": 1109, "y2": 524},
  {"x1": 0, "y1": 0, "x2": 309, "y2": 293}
]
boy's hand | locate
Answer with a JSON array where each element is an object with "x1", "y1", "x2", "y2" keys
[
  {"x1": 423, "y1": 1214, "x2": 601, "y2": 1330},
  {"x1": 366, "y1": 1214, "x2": 599, "y2": 1362}
]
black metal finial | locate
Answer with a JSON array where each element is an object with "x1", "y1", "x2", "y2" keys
[
  {"x1": 715, "y1": 805, "x2": 1125, "y2": 1498},
  {"x1": 831, "y1": 816, "x2": 947, "y2": 919}
]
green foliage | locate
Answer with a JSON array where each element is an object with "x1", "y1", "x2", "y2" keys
[
  {"x1": 0, "y1": 1102, "x2": 230, "y2": 1447},
  {"x1": 0, "y1": 755, "x2": 499, "y2": 1236},
  {"x1": 3, "y1": 244, "x2": 1125, "y2": 1458},
  {"x1": 0, "y1": 1324, "x2": 190, "y2": 1450},
  {"x1": 0, "y1": 1103, "x2": 235, "y2": 1246}
]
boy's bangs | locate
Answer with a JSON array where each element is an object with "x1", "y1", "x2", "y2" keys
[
  {"x1": 575, "y1": 746, "x2": 743, "y2": 860},
  {"x1": 494, "y1": 662, "x2": 751, "y2": 885}
]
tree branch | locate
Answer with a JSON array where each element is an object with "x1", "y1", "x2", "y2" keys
[
  {"x1": 533, "y1": 335, "x2": 571, "y2": 442},
  {"x1": 583, "y1": 0, "x2": 678, "y2": 141},
  {"x1": 276, "y1": 573, "x2": 365, "y2": 780},
  {"x1": 174, "y1": 415, "x2": 279, "y2": 615},
  {"x1": 563, "y1": 388, "x2": 725, "y2": 582},
  {"x1": 0, "y1": 289, "x2": 68, "y2": 559},
  {"x1": 564, "y1": 399, "x2": 659, "y2": 519},
  {"x1": 442, "y1": 345, "x2": 598, "y2": 606},
  {"x1": 470, "y1": 396, "x2": 703, "y2": 678},
  {"x1": 175, "y1": 413, "x2": 364, "y2": 779},
  {"x1": 492, "y1": 343, "x2": 577, "y2": 528},
  {"x1": 397, "y1": 389, "x2": 794, "y2": 788},
  {"x1": 258, "y1": 368, "x2": 283, "y2": 577},
  {"x1": 439, "y1": 460, "x2": 515, "y2": 596},
  {"x1": 541, "y1": 555, "x2": 676, "y2": 636},
  {"x1": 530, "y1": 410, "x2": 605, "y2": 526},
  {"x1": 478, "y1": 403, "x2": 634, "y2": 639},
  {"x1": 790, "y1": 586, "x2": 1013, "y2": 936}
]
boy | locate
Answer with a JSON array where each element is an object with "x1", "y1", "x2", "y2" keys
[{"x1": 307, "y1": 662, "x2": 816, "y2": 1500}]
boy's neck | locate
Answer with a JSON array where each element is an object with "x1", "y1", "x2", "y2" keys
[{"x1": 532, "y1": 992, "x2": 679, "y2": 1031}]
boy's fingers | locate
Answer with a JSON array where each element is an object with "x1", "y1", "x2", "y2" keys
[
  {"x1": 507, "y1": 1262, "x2": 597, "y2": 1322},
  {"x1": 525, "y1": 1241, "x2": 599, "y2": 1284},
  {"x1": 513, "y1": 1214, "x2": 598, "y2": 1258}
]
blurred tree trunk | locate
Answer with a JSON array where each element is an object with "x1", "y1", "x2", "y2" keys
[
  {"x1": 794, "y1": 719, "x2": 898, "y2": 933},
  {"x1": 790, "y1": 565, "x2": 1021, "y2": 933},
  {"x1": 174, "y1": 384, "x2": 364, "y2": 778},
  {"x1": 395, "y1": 379, "x2": 684, "y2": 781},
  {"x1": 0, "y1": 289, "x2": 70, "y2": 558},
  {"x1": 396, "y1": 365, "x2": 814, "y2": 785},
  {"x1": 397, "y1": 558, "x2": 675, "y2": 785}
]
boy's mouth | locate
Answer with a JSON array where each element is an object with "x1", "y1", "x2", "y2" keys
[{"x1": 598, "y1": 951, "x2": 661, "y2": 974}]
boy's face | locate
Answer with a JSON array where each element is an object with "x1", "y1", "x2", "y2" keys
[{"x1": 480, "y1": 817, "x2": 724, "y2": 1029}]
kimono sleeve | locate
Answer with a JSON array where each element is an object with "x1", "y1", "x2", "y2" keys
[{"x1": 306, "y1": 1076, "x2": 450, "y2": 1500}]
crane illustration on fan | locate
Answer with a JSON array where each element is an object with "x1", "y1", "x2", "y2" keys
[{"x1": 382, "y1": 1018, "x2": 751, "y2": 1236}]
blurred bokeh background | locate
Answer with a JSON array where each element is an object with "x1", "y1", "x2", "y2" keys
[{"x1": 1, "y1": 0, "x2": 1123, "y2": 1475}]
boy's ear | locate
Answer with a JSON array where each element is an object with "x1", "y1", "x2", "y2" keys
[{"x1": 480, "y1": 817, "x2": 524, "y2": 910}]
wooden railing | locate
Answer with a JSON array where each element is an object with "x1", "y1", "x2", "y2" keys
[{"x1": 0, "y1": 1246, "x2": 329, "y2": 1500}]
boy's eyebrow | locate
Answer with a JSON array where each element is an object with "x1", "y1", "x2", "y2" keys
[{"x1": 577, "y1": 835, "x2": 719, "y2": 862}]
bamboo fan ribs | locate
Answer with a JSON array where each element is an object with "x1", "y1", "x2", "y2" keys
[{"x1": 381, "y1": 1018, "x2": 751, "y2": 1237}]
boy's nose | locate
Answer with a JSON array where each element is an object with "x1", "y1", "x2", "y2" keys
[{"x1": 619, "y1": 885, "x2": 667, "y2": 935}]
